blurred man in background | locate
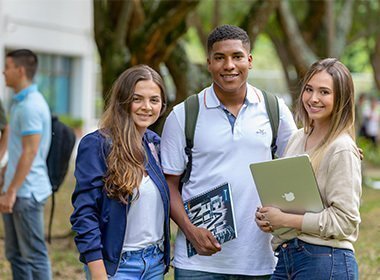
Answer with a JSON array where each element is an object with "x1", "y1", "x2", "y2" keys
[{"x1": 1, "y1": 49, "x2": 52, "y2": 280}]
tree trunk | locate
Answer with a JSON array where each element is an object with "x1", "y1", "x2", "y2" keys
[
  {"x1": 94, "y1": 0, "x2": 200, "y2": 109},
  {"x1": 166, "y1": 42, "x2": 193, "y2": 106},
  {"x1": 240, "y1": 0, "x2": 280, "y2": 48},
  {"x1": 333, "y1": 0, "x2": 354, "y2": 58},
  {"x1": 371, "y1": 33, "x2": 380, "y2": 91},
  {"x1": 276, "y1": 0, "x2": 317, "y2": 76},
  {"x1": 265, "y1": 0, "x2": 355, "y2": 104}
]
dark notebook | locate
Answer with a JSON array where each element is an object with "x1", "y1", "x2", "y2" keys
[{"x1": 183, "y1": 182, "x2": 237, "y2": 257}]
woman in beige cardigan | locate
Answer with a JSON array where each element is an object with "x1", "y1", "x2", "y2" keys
[{"x1": 256, "y1": 58, "x2": 361, "y2": 280}]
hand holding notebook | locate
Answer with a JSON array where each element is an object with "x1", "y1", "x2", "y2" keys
[{"x1": 183, "y1": 182, "x2": 237, "y2": 257}]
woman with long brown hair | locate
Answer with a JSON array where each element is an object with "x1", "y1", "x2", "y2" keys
[
  {"x1": 256, "y1": 58, "x2": 361, "y2": 279},
  {"x1": 71, "y1": 65, "x2": 170, "y2": 279}
]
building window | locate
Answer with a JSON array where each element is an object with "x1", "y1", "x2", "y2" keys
[{"x1": 35, "y1": 54, "x2": 72, "y2": 115}]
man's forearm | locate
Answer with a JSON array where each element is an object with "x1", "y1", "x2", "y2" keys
[
  {"x1": 0, "y1": 150, "x2": 35, "y2": 213},
  {"x1": 166, "y1": 174, "x2": 221, "y2": 255},
  {"x1": 166, "y1": 175, "x2": 195, "y2": 235},
  {"x1": 169, "y1": 185, "x2": 196, "y2": 236}
]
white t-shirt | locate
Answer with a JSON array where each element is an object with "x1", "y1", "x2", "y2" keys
[
  {"x1": 123, "y1": 175, "x2": 164, "y2": 251},
  {"x1": 160, "y1": 84, "x2": 297, "y2": 275}
]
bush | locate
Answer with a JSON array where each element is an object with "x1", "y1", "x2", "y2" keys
[
  {"x1": 58, "y1": 115, "x2": 83, "y2": 130},
  {"x1": 357, "y1": 136, "x2": 380, "y2": 166}
]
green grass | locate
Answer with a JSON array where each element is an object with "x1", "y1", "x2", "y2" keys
[
  {"x1": 0, "y1": 167, "x2": 83, "y2": 280},
  {"x1": 355, "y1": 186, "x2": 380, "y2": 279},
  {"x1": 0, "y1": 165, "x2": 379, "y2": 279}
]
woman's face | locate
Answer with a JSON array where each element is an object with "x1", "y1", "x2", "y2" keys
[
  {"x1": 302, "y1": 70, "x2": 335, "y2": 128},
  {"x1": 130, "y1": 80, "x2": 162, "y2": 135}
]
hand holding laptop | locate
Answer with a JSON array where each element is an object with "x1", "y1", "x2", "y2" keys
[
  {"x1": 250, "y1": 155, "x2": 324, "y2": 234},
  {"x1": 250, "y1": 154, "x2": 324, "y2": 215},
  {"x1": 255, "y1": 206, "x2": 304, "y2": 234},
  {"x1": 255, "y1": 207, "x2": 275, "y2": 233}
]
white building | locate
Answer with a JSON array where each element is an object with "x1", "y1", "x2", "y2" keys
[{"x1": 0, "y1": 0, "x2": 98, "y2": 131}]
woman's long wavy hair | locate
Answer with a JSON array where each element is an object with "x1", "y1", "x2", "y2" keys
[
  {"x1": 296, "y1": 58, "x2": 355, "y2": 171},
  {"x1": 100, "y1": 65, "x2": 167, "y2": 204}
]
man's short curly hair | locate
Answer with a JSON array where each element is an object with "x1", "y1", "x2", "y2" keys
[{"x1": 207, "y1": 25, "x2": 251, "y2": 55}]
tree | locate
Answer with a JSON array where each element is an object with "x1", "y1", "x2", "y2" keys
[
  {"x1": 93, "y1": 0, "x2": 199, "y2": 106},
  {"x1": 265, "y1": 0, "x2": 355, "y2": 102},
  {"x1": 349, "y1": 0, "x2": 380, "y2": 92},
  {"x1": 94, "y1": 0, "x2": 378, "y2": 114},
  {"x1": 371, "y1": 34, "x2": 380, "y2": 91},
  {"x1": 94, "y1": 0, "x2": 280, "y2": 111},
  {"x1": 188, "y1": 0, "x2": 279, "y2": 54}
]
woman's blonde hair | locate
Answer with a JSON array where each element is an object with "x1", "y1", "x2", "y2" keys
[
  {"x1": 296, "y1": 58, "x2": 355, "y2": 170},
  {"x1": 100, "y1": 65, "x2": 167, "y2": 204}
]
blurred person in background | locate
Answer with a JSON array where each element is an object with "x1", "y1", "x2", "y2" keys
[
  {"x1": 1, "y1": 49, "x2": 52, "y2": 280},
  {"x1": 355, "y1": 93, "x2": 367, "y2": 138},
  {"x1": 362, "y1": 96, "x2": 380, "y2": 146}
]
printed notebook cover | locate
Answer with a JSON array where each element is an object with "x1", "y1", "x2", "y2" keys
[{"x1": 183, "y1": 182, "x2": 237, "y2": 257}]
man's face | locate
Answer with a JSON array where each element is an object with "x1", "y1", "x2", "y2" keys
[
  {"x1": 3, "y1": 57, "x2": 22, "y2": 90},
  {"x1": 207, "y1": 39, "x2": 252, "y2": 98}
]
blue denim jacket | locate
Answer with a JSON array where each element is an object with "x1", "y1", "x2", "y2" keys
[{"x1": 70, "y1": 129, "x2": 170, "y2": 276}]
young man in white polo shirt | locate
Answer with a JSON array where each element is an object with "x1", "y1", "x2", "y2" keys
[{"x1": 161, "y1": 25, "x2": 297, "y2": 279}]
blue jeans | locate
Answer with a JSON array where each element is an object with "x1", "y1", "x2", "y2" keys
[
  {"x1": 85, "y1": 243, "x2": 165, "y2": 279},
  {"x1": 272, "y1": 238, "x2": 358, "y2": 280},
  {"x1": 175, "y1": 268, "x2": 271, "y2": 280},
  {"x1": 2, "y1": 196, "x2": 52, "y2": 280}
]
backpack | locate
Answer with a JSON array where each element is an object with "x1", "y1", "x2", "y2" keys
[
  {"x1": 180, "y1": 90, "x2": 279, "y2": 185},
  {"x1": 46, "y1": 115, "x2": 76, "y2": 243}
]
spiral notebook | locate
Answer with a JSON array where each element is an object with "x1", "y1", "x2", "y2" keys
[{"x1": 183, "y1": 182, "x2": 237, "y2": 257}]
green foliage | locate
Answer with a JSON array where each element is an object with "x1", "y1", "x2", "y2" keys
[
  {"x1": 341, "y1": 39, "x2": 372, "y2": 73},
  {"x1": 196, "y1": 0, "x2": 250, "y2": 30},
  {"x1": 288, "y1": 0, "x2": 308, "y2": 20},
  {"x1": 252, "y1": 35, "x2": 282, "y2": 70},
  {"x1": 95, "y1": 97, "x2": 105, "y2": 118},
  {"x1": 58, "y1": 115, "x2": 84, "y2": 129},
  {"x1": 350, "y1": 0, "x2": 379, "y2": 36},
  {"x1": 184, "y1": 27, "x2": 206, "y2": 64},
  {"x1": 357, "y1": 137, "x2": 380, "y2": 166}
]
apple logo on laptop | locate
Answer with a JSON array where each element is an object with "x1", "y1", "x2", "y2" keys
[{"x1": 282, "y1": 192, "x2": 295, "y2": 202}]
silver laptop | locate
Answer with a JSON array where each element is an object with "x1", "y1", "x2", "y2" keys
[{"x1": 249, "y1": 154, "x2": 324, "y2": 215}]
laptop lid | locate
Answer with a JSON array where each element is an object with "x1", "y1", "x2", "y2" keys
[{"x1": 249, "y1": 154, "x2": 324, "y2": 215}]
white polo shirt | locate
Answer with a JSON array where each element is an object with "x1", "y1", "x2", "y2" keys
[{"x1": 161, "y1": 84, "x2": 297, "y2": 275}]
